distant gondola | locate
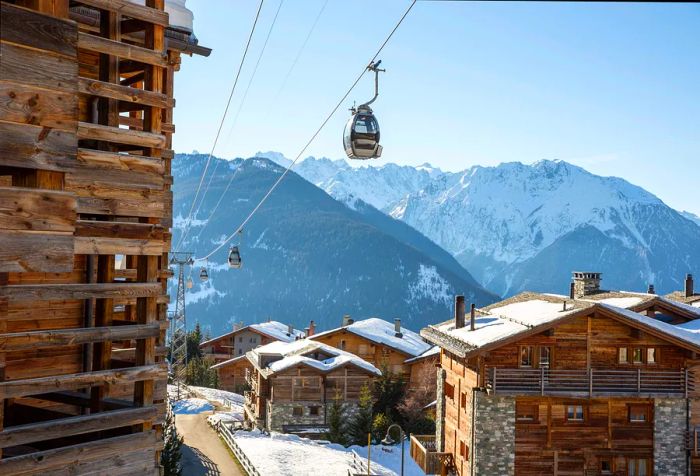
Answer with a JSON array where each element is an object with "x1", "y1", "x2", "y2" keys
[
  {"x1": 343, "y1": 61, "x2": 385, "y2": 160},
  {"x1": 228, "y1": 246, "x2": 242, "y2": 269},
  {"x1": 199, "y1": 267, "x2": 209, "y2": 282}
]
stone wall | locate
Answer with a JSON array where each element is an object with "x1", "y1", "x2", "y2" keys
[
  {"x1": 472, "y1": 393, "x2": 515, "y2": 476},
  {"x1": 653, "y1": 398, "x2": 687, "y2": 476},
  {"x1": 266, "y1": 400, "x2": 360, "y2": 432},
  {"x1": 435, "y1": 368, "x2": 446, "y2": 451}
]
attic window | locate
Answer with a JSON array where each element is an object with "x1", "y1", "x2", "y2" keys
[
  {"x1": 565, "y1": 404, "x2": 585, "y2": 422},
  {"x1": 445, "y1": 382, "x2": 455, "y2": 400}
]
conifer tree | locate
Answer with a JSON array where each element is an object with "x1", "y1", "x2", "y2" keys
[
  {"x1": 347, "y1": 383, "x2": 374, "y2": 446},
  {"x1": 161, "y1": 409, "x2": 183, "y2": 476},
  {"x1": 327, "y1": 389, "x2": 347, "y2": 445}
]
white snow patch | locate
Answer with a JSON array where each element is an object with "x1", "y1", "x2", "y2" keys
[
  {"x1": 406, "y1": 264, "x2": 452, "y2": 307},
  {"x1": 171, "y1": 398, "x2": 213, "y2": 414}
]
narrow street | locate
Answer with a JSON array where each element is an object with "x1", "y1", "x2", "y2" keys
[{"x1": 175, "y1": 412, "x2": 245, "y2": 476}]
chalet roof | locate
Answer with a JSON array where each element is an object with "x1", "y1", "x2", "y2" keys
[
  {"x1": 421, "y1": 291, "x2": 700, "y2": 359},
  {"x1": 200, "y1": 321, "x2": 305, "y2": 348},
  {"x1": 310, "y1": 317, "x2": 431, "y2": 357},
  {"x1": 403, "y1": 345, "x2": 440, "y2": 364},
  {"x1": 665, "y1": 290, "x2": 700, "y2": 307},
  {"x1": 210, "y1": 354, "x2": 248, "y2": 370},
  {"x1": 248, "y1": 339, "x2": 381, "y2": 377}
]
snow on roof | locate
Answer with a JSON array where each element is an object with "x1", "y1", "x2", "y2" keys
[
  {"x1": 586, "y1": 296, "x2": 644, "y2": 308},
  {"x1": 200, "y1": 320, "x2": 304, "y2": 347},
  {"x1": 600, "y1": 304, "x2": 700, "y2": 348},
  {"x1": 404, "y1": 345, "x2": 440, "y2": 363},
  {"x1": 657, "y1": 296, "x2": 700, "y2": 317},
  {"x1": 211, "y1": 354, "x2": 248, "y2": 369},
  {"x1": 487, "y1": 299, "x2": 582, "y2": 327},
  {"x1": 312, "y1": 318, "x2": 431, "y2": 357},
  {"x1": 251, "y1": 339, "x2": 381, "y2": 377}
]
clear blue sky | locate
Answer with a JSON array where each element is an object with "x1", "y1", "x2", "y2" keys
[{"x1": 173, "y1": 0, "x2": 700, "y2": 215}]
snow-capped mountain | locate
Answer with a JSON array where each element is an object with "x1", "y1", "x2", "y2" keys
[
  {"x1": 285, "y1": 154, "x2": 700, "y2": 297},
  {"x1": 172, "y1": 154, "x2": 497, "y2": 335}
]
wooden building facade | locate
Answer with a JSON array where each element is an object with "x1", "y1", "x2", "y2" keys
[
  {"x1": 418, "y1": 281, "x2": 700, "y2": 476},
  {"x1": 0, "y1": 0, "x2": 208, "y2": 473}
]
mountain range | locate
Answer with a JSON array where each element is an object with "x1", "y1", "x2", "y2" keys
[
  {"x1": 172, "y1": 154, "x2": 498, "y2": 336},
  {"x1": 289, "y1": 154, "x2": 700, "y2": 297}
]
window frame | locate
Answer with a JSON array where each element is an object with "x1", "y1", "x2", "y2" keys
[
  {"x1": 519, "y1": 345, "x2": 534, "y2": 368},
  {"x1": 515, "y1": 402, "x2": 539, "y2": 423},
  {"x1": 617, "y1": 346, "x2": 659, "y2": 365},
  {"x1": 628, "y1": 404, "x2": 651, "y2": 424},
  {"x1": 309, "y1": 406, "x2": 321, "y2": 416},
  {"x1": 444, "y1": 382, "x2": 455, "y2": 401},
  {"x1": 292, "y1": 406, "x2": 304, "y2": 417},
  {"x1": 626, "y1": 457, "x2": 650, "y2": 476},
  {"x1": 600, "y1": 457, "x2": 612, "y2": 474},
  {"x1": 564, "y1": 404, "x2": 586, "y2": 423}
]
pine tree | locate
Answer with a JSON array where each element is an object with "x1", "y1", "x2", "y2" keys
[
  {"x1": 161, "y1": 409, "x2": 183, "y2": 476},
  {"x1": 347, "y1": 383, "x2": 374, "y2": 446},
  {"x1": 327, "y1": 389, "x2": 347, "y2": 445},
  {"x1": 372, "y1": 363, "x2": 406, "y2": 423}
]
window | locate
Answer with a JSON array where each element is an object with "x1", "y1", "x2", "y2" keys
[
  {"x1": 646, "y1": 348, "x2": 657, "y2": 364},
  {"x1": 309, "y1": 406, "x2": 320, "y2": 416},
  {"x1": 292, "y1": 407, "x2": 303, "y2": 417},
  {"x1": 566, "y1": 404, "x2": 584, "y2": 422},
  {"x1": 459, "y1": 441, "x2": 468, "y2": 459},
  {"x1": 618, "y1": 347, "x2": 628, "y2": 363},
  {"x1": 516, "y1": 403, "x2": 539, "y2": 422},
  {"x1": 340, "y1": 340, "x2": 346, "y2": 350},
  {"x1": 445, "y1": 382, "x2": 455, "y2": 400},
  {"x1": 627, "y1": 458, "x2": 649, "y2": 476},
  {"x1": 520, "y1": 346, "x2": 533, "y2": 367},
  {"x1": 238, "y1": 349, "x2": 243, "y2": 355},
  {"x1": 460, "y1": 392, "x2": 467, "y2": 410},
  {"x1": 600, "y1": 458, "x2": 612, "y2": 474},
  {"x1": 632, "y1": 348, "x2": 643, "y2": 364},
  {"x1": 629, "y1": 404, "x2": 649, "y2": 423},
  {"x1": 239, "y1": 336, "x2": 243, "y2": 343},
  {"x1": 539, "y1": 346, "x2": 551, "y2": 368}
]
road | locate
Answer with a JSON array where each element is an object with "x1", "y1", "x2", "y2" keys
[{"x1": 175, "y1": 412, "x2": 245, "y2": 476}]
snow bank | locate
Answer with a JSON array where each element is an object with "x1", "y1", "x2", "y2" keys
[
  {"x1": 188, "y1": 386, "x2": 244, "y2": 406},
  {"x1": 171, "y1": 398, "x2": 213, "y2": 415},
  {"x1": 232, "y1": 430, "x2": 425, "y2": 476}
]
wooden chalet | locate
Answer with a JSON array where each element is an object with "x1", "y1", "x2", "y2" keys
[
  {"x1": 309, "y1": 316, "x2": 438, "y2": 388},
  {"x1": 666, "y1": 273, "x2": 700, "y2": 308},
  {"x1": 0, "y1": 0, "x2": 208, "y2": 474},
  {"x1": 243, "y1": 338, "x2": 380, "y2": 436},
  {"x1": 414, "y1": 272, "x2": 700, "y2": 476},
  {"x1": 200, "y1": 319, "x2": 304, "y2": 363}
]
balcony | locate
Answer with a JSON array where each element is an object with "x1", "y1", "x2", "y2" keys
[
  {"x1": 409, "y1": 435, "x2": 452, "y2": 475},
  {"x1": 487, "y1": 367, "x2": 693, "y2": 398}
]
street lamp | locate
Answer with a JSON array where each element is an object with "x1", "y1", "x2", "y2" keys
[{"x1": 381, "y1": 423, "x2": 406, "y2": 476}]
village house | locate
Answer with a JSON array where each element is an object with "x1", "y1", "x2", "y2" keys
[
  {"x1": 200, "y1": 320, "x2": 304, "y2": 363},
  {"x1": 309, "y1": 316, "x2": 439, "y2": 395},
  {"x1": 413, "y1": 272, "x2": 700, "y2": 476},
  {"x1": 243, "y1": 338, "x2": 380, "y2": 436},
  {"x1": 0, "y1": 0, "x2": 209, "y2": 473}
]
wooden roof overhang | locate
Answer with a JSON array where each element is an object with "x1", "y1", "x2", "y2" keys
[
  {"x1": 422, "y1": 303, "x2": 700, "y2": 361},
  {"x1": 629, "y1": 296, "x2": 700, "y2": 322},
  {"x1": 200, "y1": 325, "x2": 292, "y2": 348},
  {"x1": 310, "y1": 326, "x2": 415, "y2": 359}
]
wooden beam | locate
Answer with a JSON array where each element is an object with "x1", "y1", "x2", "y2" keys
[
  {"x1": 78, "y1": 121, "x2": 165, "y2": 148},
  {"x1": 0, "y1": 230, "x2": 74, "y2": 273},
  {"x1": 34, "y1": 391, "x2": 135, "y2": 410},
  {"x1": 0, "y1": 283, "x2": 162, "y2": 301},
  {"x1": 0, "y1": 3, "x2": 77, "y2": 57},
  {"x1": 78, "y1": 77, "x2": 174, "y2": 108},
  {"x1": 76, "y1": 220, "x2": 163, "y2": 240},
  {"x1": 75, "y1": 236, "x2": 163, "y2": 256},
  {"x1": 0, "y1": 186, "x2": 76, "y2": 233},
  {"x1": 0, "y1": 323, "x2": 161, "y2": 351},
  {"x1": 78, "y1": 32, "x2": 167, "y2": 67},
  {"x1": 114, "y1": 269, "x2": 137, "y2": 280},
  {"x1": 0, "y1": 364, "x2": 165, "y2": 399},
  {"x1": 0, "y1": 430, "x2": 159, "y2": 474},
  {"x1": 0, "y1": 405, "x2": 159, "y2": 448},
  {"x1": 73, "y1": 0, "x2": 169, "y2": 27}
]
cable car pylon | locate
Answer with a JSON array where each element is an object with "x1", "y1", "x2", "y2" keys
[{"x1": 169, "y1": 252, "x2": 193, "y2": 400}]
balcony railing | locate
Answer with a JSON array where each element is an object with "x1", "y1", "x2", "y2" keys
[
  {"x1": 409, "y1": 435, "x2": 452, "y2": 475},
  {"x1": 487, "y1": 367, "x2": 693, "y2": 397},
  {"x1": 685, "y1": 427, "x2": 700, "y2": 455}
]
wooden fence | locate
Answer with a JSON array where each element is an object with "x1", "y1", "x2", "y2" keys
[
  {"x1": 410, "y1": 434, "x2": 448, "y2": 475},
  {"x1": 216, "y1": 421, "x2": 261, "y2": 476}
]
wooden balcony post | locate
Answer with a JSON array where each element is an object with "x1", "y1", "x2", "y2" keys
[
  {"x1": 541, "y1": 367, "x2": 545, "y2": 396},
  {"x1": 637, "y1": 368, "x2": 641, "y2": 395},
  {"x1": 685, "y1": 368, "x2": 689, "y2": 398},
  {"x1": 589, "y1": 369, "x2": 593, "y2": 397},
  {"x1": 492, "y1": 367, "x2": 497, "y2": 395}
]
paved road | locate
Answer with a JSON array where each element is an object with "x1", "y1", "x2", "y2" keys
[{"x1": 175, "y1": 412, "x2": 245, "y2": 476}]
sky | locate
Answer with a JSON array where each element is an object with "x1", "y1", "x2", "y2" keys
[{"x1": 173, "y1": 0, "x2": 700, "y2": 215}]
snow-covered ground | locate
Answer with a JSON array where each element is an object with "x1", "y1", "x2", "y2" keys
[
  {"x1": 172, "y1": 398, "x2": 213, "y2": 415},
  {"x1": 232, "y1": 430, "x2": 425, "y2": 476},
  {"x1": 169, "y1": 384, "x2": 244, "y2": 421}
]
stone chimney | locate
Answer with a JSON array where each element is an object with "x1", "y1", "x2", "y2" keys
[
  {"x1": 686, "y1": 274, "x2": 694, "y2": 298},
  {"x1": 304, "y1": 327, "x2": 310, "y2": 337},
  {"x1": 394, "y1": 318, "x2": 403, "y2": 338},
  {"x1": 647, "y1": 284, "x2": 655, "y2": 294},
  {"x1": 342, "y1": 315, "x2": 354, "y2": 327},
  {"x1": 470, "y1": 303, "x2": 476, "y2": 331},
  {"x1": 569, "y1": 282, "x2": 575, "y2": 300},
  {"x1": 572, "y1": 272, "x2": 602, "y2": 298},
  {"x1": 454, "y1": 295, "x2": 465, "y2": 329},
  {"x1": 308, "y1": 320, "x2": 316, "y2": 337}
]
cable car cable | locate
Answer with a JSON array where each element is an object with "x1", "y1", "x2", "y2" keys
[
  {"x1": 189, "y1": 0, "x2": 285, "y2": 235},
  {"x1": 175, "y1": 0, "x2": 266, "y2": 252},
  {"x1": 193, "y1": 0, "x2": 418, "y2": 263}
]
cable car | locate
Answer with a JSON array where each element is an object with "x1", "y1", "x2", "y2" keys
[
  {"x1": 199, "y1": 267, "x2": 208, "y2": 282},
  {"x1": 344, "y1": 61, "x2": 385, "y2": 160},
  {"x1": 186, "y1": 277, "x2": 193, "y2": 289},
  {"x1": 228, "y1": 246, "x2": 242, "y2": 269}
]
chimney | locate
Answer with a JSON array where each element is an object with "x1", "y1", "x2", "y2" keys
[
  {"x1": 454, "y1": 295, "x2": 465, "y2": 329},
  {"x1": 686, "y1": 274, "x2": 695, "y2": 298},
  {"x1": 308, "y1": 320, "x2": 316, "y2": 337},
  {"x1": 394, "y1": 318, "x2": 403, "y2": 338},
  {"x1": 647, "y1": 284, "x2": 655, "y2": 294},
  {"x1": 304, "y1": 327, "x2": 310, "y2": 337},
  {"x1": 342, "y1": 315, "x2": 354, "y2": 327},
  {"x1": 287, "y1": 323, "x2": 293, "y2": 336},
  {"x1": 569, "y1": 282, "x2": 575, "y2": 300},
  {"x1": 562, "y1": 301, "x2": 567, "y2": 312},
  {"x1": 572, "y1": 272, "x2": 602, "y2": 298},
  {"x1": 470, "y1": 303, "x2": 476, "y2": 331}
]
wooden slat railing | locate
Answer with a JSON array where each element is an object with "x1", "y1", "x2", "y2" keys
[
  {"x1": 488, "y1": 367, "x2": 693, "y2": 397},
  {"x1": 410, "y1": 434, "x2": 449, "y2": 475}
]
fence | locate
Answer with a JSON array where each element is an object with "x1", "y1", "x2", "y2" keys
[
  {"x1": 347, "y1": 449, "x2": 382, "y2": 476},
  {"x1": 216, "y1": 421, "x2": 261, "y2": 476},
  {"x1": 409, "y1": 435, "x2": 448, "y2": 475}
]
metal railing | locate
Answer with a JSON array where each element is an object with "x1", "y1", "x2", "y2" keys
[
  {"x1": 347, "y1": 449, "x2": 381, "y2": 476},
  {"x1": 488, "y1": 367, "x2": 693, "y2": 397},
  {"x1": 216, "y1": 421, "x2": 261, "y2": 476}
]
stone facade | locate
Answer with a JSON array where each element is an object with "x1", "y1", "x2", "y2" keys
[
  {"x1": 266, "y1": 400, "x2": 360, "y2": 432},
  {"x1": 653, "y1": 398, "x2": 687, "y2": 476},
  {"x1": 472, "y1": 393, "x2": 515, "y2": 476},
  {"x1": 436, "y1": 368, "x2": 446, "y2": 451}
]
